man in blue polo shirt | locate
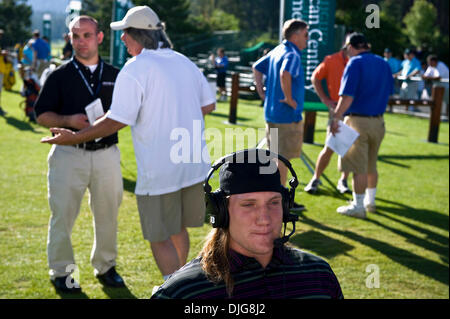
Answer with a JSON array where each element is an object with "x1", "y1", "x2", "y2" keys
[
  {"x1": 31, "y1": 30, "x2": 51, "y2": 78},
  {"x1": 330, "y1": 33, "x2": 393, "y2": 219},
  {"x1": 253, "y1": 19, "x2": 308, "y2": 212},
  {"x1": 213, "y1": 48, "x2": 229, "y2": 101}
]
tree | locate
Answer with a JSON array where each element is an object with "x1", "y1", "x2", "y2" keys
[
  {"x1": 81, "y1": 0, "x2": 114, "y2": 56},
  {"x1": 190, "y1": 0, "x2": 216, "y2": 19},
  {"x1": 190, "y1": 8, "x2": 239, "y2": 32},
  {"x1": 0, "y1": 0, "x2": 32, "y2": 47},
  {"x1": 403, "y1": 0, "x2": 440, "y2": 50},
  {"x1": 335, "y1": 0, "x2": 410, "y2": 57},
  {"x1": 134, "y1": 0, "x2": 196, "y2": 35},
  {"x1": 215, "y1": 0, "x2": 279, "y2": 37},
  {"x1": 82, "y1": 0, "x2": 206, "y2": 55}
]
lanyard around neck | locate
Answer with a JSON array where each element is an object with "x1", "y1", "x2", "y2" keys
[{"x1": 72, "y1": 58, "x2": 104, "y2": 98}]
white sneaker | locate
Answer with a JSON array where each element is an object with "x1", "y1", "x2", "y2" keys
[
  {"x1": 151, "y1": 285, "x2": 160, "y2": 296},
  {"x1": 336, "y1": 179, "x2": 351, "y2": 194},
  {"x1": 304, "y1": 178, "x2": 321, "y2": 194},
  {"x1": 364, "y1": 202, "x2": 376, "y2": 213},
  {"x1": 337, "y1": 204, "x2": 366, "y2": 219}
]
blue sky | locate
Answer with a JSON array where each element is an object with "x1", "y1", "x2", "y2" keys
[{"x1": 27, "y1": 0, "x2": 74, "y2": 14}]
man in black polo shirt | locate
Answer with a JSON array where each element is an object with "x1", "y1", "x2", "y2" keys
[{"x1": 35, "y1": 15, "x2": 125, "y2": 293}]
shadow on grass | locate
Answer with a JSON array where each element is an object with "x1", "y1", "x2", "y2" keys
[
  {"x1": 376, "y1": 198, "x2": 449, "y2": 232},
  {"x1": 123, "y1": 177, "x2": 136, "y2": 194},
  {"x1": 298, "y1": 151, "x2": 350, "y2": 201},
  {"x1": 297, "y1": 214, "x2": 449, "y2": 286},
  {"x1": 368, "y1": 211, "x2": 448, "y2": 265},
  {"x1": 290, "y1": 230, "x2": 354, "y2": 259},
  {"x1": 4, "y1": 115, "x2": 38, "y2": 133},
  {"x1": 378, "y1": 154, "x2": 449, "y2": 168},
  {"x1": 299, "y1": 185, "x2": 350, "y2": 202},
  {"x1": 101, "y1": 285, "x2": 137, "y2": 299},
  {"x1": 5, "y1": 89, "x2": 22, "y2": 95},
  {"x1": 54, "y1": 289, "x2": 90, "y2": 299}
]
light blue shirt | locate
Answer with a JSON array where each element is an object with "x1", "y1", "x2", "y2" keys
[
  {"x1": 253, "y1": 40, "x2": 304, "y2": 123},
  {"x1": 401, "y1": 57, "x2": 421, "y2": 77},
  {"x1": 21, "y1": 45, "x2": 34, "y2": 65},
  {"x1": 385, "y1": 57, "x2": 401, "y2": 74}
]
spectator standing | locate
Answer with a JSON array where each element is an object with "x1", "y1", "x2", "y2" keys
[
  {"x1": 383, "y1": 48, "x2": 401, "y2": 74},
  {"x1": 423, "y1": 55, "x2": 449, "y2": 112},
  {"x1": 40, "y1": 6, "x2": 216, "y2": 285},
  {"x1": 304, "y1": 46, "x2": 351, "y2": 195},
  {"x1": 213, "y1": 48, "x2": 229, "y2": 101},
  {"x1": 31, "y1": 30, "x2": 51, "y2": 78},
  {"x1": 61, "y1": 33, "x2": 73, "y2": 60},
  {"x1": 21, "y1": 39, "x2": 35, "y2": 67},
  {"x1": 34, "y1": 16, "x2": 125, "y2": 293},
  {"x1": 395, "y1": 49, "x2": 421, "y2": 111},
  {"x1": 423, "y1": 55, "x2": 450, "y2": 80},
  {"x1": 330, "y1": 33, "x2": 394, "y2": 219},
  {"x1": 0, "y1": 29, "x2": 6, "y2": 116},
  {"x1": 252, "y1": 19, "x2": 309, "y2": 212},
  {"x1": 418, "y1": 60, "x2": 428, "y2": 99}
]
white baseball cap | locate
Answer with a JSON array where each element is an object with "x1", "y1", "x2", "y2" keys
[{"x1": 110, "y1": 6, "x2": 161, "y2": 30}]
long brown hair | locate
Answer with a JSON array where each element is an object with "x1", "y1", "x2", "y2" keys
[{"x1": 199, "y1": 228, "x2": 234, "y2": 297}]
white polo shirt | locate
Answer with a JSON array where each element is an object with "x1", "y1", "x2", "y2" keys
[
  {"x1": 424, "y1": 62, "x2": 449, "y2": 79},
  {"x1": 107, "y1": 48, "x2": 215, "y2": 196}
]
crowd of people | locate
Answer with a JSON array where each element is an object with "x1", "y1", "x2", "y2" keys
[
  {"x1": 1, "y1": 4, "x2": 447, "y2": 300},
  {"x1": 37, "y1": 6, "x2": 345, "y2": 299},
  {"x1": 0, "y1": 27, "x2": 73, "y2": 120},
  {"x1": 384, "y1": 47, "x2": 449, "y2": 111}
]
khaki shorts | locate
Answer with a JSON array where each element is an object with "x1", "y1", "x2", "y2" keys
[
  {"x1": 338, "y1": 116, "x2": 385, "y2": 174},
  {"x1": 266, "y1": 121, "x2": 303, "y2": 159},
  {"x1": 136, "y1": 182, "x2": 205, "y2": 242}
]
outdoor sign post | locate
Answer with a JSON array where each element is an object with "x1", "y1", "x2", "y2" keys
[
  {"x1": 111, "y1": 0, "x2": 133, "y2": 68},
  {"x1": 279, "y1": 0, "x2": 337, "y2": 143},
  {"x1": 65, "y1": 0, "x2": 82, "y2": 28},
  {"x1": 42, "y1": 13, "x2": 51, "y2": 43}
]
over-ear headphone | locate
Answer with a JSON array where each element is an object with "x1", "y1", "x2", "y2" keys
[{"x1": 203, "y1": 148, "x2": 299, "y2": 229}]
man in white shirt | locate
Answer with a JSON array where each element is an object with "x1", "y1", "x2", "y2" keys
[
  {"x1": 423, "y1": 55, "x2": 449, "y2": 110},
  {"x1": 41, "y1": 6, "x2": 216, "y2": 282},
  {"x1": 423, "y1": 55, "x2": 449, "y2": 80}
]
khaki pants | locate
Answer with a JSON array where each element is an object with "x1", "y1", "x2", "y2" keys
[
  {"x1": 136, "y1": 183, "x2": 205, "y2": 242},
  {"x1": 35, "y1": 59, "x2": 50, "y2": 79},
  {"x1": 339, "y1": 116, "x2": 385, "y2": 174},
  {"x1": 266, "y1": 121, "x2": 304, "y2": 160},
  {"x1": 46, "y1": 144, "x2": 123, "y2": 278}
]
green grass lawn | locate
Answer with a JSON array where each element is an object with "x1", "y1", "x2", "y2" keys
[{"x1": 0, "y1": 76, "x2": 448, "y2": 299}]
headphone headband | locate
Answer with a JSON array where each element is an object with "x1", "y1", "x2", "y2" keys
[
  {"x1": 204, "y1": 148, "x2": 298, "y2": 193},
  {"x1": 204, "y1": 148, "x2": 299, "y2": 229}
]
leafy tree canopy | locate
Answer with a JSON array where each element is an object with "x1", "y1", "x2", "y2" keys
[{"x1": 0, "y1": 0, "x2": 32, "y2": 47}]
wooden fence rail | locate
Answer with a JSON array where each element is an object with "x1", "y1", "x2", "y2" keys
[{"x1": 387, "y1": 86, "x2": 444, "y2": 143}]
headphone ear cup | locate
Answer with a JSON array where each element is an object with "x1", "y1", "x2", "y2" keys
[
  {"x1": 205, "y1": 190, "x2": 229, "y2": 228},
  {"x1": 280, "y1": 186, "x2": 292, "y2": 222}
]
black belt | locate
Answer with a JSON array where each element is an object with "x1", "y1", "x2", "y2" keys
[
  {"x1": 72, "y1": 142, "x2": 114, "y2": 151},
  {"x1": 348, "y1": 113, "x2": 382, "y2": 118}
]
